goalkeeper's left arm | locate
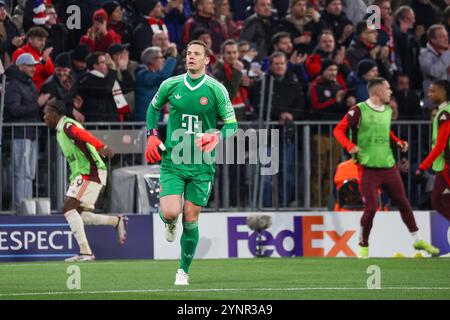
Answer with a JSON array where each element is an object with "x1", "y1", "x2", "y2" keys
[
  {"x1": 195, "y1": 118, "x2": 238, "y2": 153},
  {"x1": 220, "y1": 120, "x2": 238, "y2": 139}
]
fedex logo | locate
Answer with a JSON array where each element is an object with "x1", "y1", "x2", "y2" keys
[{"x1": 228, "y1": 216, "x2": 357, "y2": 258}]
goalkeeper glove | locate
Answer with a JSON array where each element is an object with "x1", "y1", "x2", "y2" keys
[
  {"x1": 145, "y1": 129, "x2": 166, "y2": 163},
  {"x1": 195, "y1": 132, "x2": 221, "y2": 153}
]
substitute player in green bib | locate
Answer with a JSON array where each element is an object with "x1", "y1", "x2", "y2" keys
[
  {"x1": 145, "y1": 40, "x2": 238, "y2": 285},
  {"x1": 417, "y1": 80, "x2": 450, "y2": 221},
  {"x1": 334, "y1": 78, "x2": 439, "y2": 258},
  {"x1": 43, "y1": 100, "x2": 128, "y2": 262}
]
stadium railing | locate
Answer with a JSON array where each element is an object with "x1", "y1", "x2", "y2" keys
[{"x1": 0, "y1": 120, "x2": 432, "y2": 214}]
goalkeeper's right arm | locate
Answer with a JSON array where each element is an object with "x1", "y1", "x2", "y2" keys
[
  {"x1": 146, "y1": 104, "x2": 160, "y2": 131},
  {"x1": 145, "y1": 106, "x2": 166, "y2": 163}
]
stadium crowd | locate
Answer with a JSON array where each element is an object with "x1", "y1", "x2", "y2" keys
[{"x1": 1, "y1": 0, "x2": 450, "y2": 211}]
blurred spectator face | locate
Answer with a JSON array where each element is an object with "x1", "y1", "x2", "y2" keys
[
  {"x1": 18, "y1": 64, "x2": 37, "y2": 78},
  {"x1": 379, "y1": 1, "x2": 392, "y2": 20},
  {"x1": 238, "y1": 43, "x2": 250, "y2": 59},
  {"x1": 318, "y1": 33, "x2": 335, "y2": 53},
  {"x1": 153, "y1": 32, "x2": 170, "y2": 51},
  {"x1": 362, "y1": 66, "x2": 378, "y2": 82},
  {"x1": 219, "y1": 0, "x2": 230, "y2": 17},
  {"x1": 46, "y1": 7, "x2": 58, "y2": 25},
  {"x1": 198, "y1": 0, "x2": 215, "y2": 18},
  {"x1": 112, "y1": 49, "x2": 129, "y2": 66},
  {"x1": 186, "y1": 43, "x2": 210, "y2": 73},
  {"x1": 55, "y1": 67, "x2": 71, "y2": 82},
  {"x1": 73, "y1": 59, "x2": 86, "y2": 71},
  {"x1": 275, "y1": 36, "x2": 293, "y2": 55},
  {"x1": 427, "y1": 83, "x2": 447, "y2": 105},
  {"x1": 0, "y1": 5, "x2": 6, "y2": 21},
  {"x1": 326, "y1": 0, "x2": 342, "y2": 16},
  {"x1": 361, "y1": 28, "x2": 378, "y2": 45},
  {"x1": 291, "y1": 0, "x2": 307, "y2": 19},
  {"x1": 93, "y1": 54, "x2": 109, "y2": 75},
  {"x1": 400, "y1": 9, "x2": 415, "y2": 30},
  {"x1": 223, "y1": 43, "x2": 239, "y2": 65},
  {"x1": 395, "y1": 75, "x2": 410, "y2": 92},
  {"x1": 198, "y1": 33, "x2": 213, "y2": 49},
  {"x1": 255, "y1": 0, "x2": 272, "y2": 18},
  {"x1": 430, "y1": 27, "x2": 449, "y2": 51},
  {"x1": 29, "y1": 36, "x2": 47, "y2": 52},
  {"x1": 150, "y1": 2, "x2": 165, "y2": 19},
  {"x1": 93, "y1": 19, "x2": 107, "y2": 33},
  {"x1": 323, "y1": 65, "x2": 338, "y2": 82},
  {"x1": 270, "y1": 55, "x2": 287, "y2": 77},
  {"x1": 110, "y1": 6, "x2": 123, "y2": 23},
  {"x1": 150, "y1": 52, "x2": 165, "y2": 71}
]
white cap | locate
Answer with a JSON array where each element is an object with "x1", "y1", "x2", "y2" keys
[{"x1": 16, "y1": 53, "x2": 39, "y2": 66}]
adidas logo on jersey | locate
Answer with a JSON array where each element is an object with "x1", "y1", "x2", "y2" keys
[
  {"x1": 348, "y1": 110, "x2": 355, "y2": 117},
  {"x1": 174, "y1": 94, "x2": 182, "y2": 100},
  {"x1": 440, "y1": 114, "x2": 447, "y2": 121}
]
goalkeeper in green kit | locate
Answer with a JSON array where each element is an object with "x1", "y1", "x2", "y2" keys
[{"x1": 145, "y1": 40, "x2": 238, "y2": 285}]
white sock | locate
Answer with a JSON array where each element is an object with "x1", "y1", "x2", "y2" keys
[
  {"x1": 81, "y1": 211, "x2": 118, "y2": 227},
  {"x1": 65, "y1": 209, "x2": 92, "y2": 255},
  {"x1": 411, "y1": 231, "x2": 422, "y2": 242}
]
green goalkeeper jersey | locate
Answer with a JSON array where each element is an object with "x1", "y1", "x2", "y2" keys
[{"x1": 147, "y1": 73, "x2": 237, "y2": 173}]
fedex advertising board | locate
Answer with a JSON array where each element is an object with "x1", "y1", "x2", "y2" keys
[{"x1": 153, "y1": 212, "x2": 432, "y2": 259}]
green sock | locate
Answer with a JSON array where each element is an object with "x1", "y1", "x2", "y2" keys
[
  {"x1": 180, "y1": 221, "x2": 199, "y2": 273},
  {"x1": 159, "y1": 210, "x2": 176, "y2": 225}
]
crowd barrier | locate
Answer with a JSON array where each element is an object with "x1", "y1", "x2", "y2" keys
[{"x1": 0, "y1": 120, "x2": 434, "y2": 214}]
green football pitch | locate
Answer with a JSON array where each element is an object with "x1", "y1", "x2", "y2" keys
[{"x1": 0, "y1": 258, "x2": 449, "y2": 300}]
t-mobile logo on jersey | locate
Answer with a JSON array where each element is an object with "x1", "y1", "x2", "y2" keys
[{"x1": 181, "y1": 114, "x2": 200, "y2": 134}]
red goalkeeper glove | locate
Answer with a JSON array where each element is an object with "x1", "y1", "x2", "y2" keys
[
  {"x1": 145, "y1": 130, "x2": 166, "y2": 163},
  {"x1": 195, "y1": 132, "x2": 221, "y2": 153}
]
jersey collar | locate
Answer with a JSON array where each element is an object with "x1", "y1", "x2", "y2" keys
[
  {"x1": 184, "y1": 73, "x2": 207, "y2": 91},
  {"x1": 56, "y1": 116, "x2": 66, "y2": 132},
  {"x1": 366, "y1": 98, "x2": 385, "y2": 112},
  {"x1": 438, "y1": 101, "x2": 449, "y2": 110}
]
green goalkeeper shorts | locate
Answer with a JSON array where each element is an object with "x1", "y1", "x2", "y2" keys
[{"x1": 159, "y1": 166, "x2": 215, "y2": 207}]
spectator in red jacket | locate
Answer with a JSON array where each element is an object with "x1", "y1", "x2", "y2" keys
[
  {"x1": 305, "y1": 30, "x2": 350, "y2": 88},
  {"x1": 102, "y1": 1, "x2": 133, "y2": 45},
  {"x1": 80, "y1": 9, "x2": 121, "y2": 53},
  {"x1": 309, "y1": 58, "x2": 355, "y2": 120},
  {"x1": 12, "y1": 26, "x2": 54, "y2": 91}
]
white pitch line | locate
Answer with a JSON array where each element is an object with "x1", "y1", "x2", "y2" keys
[
  {"x1": 0, "y1": 261, "x2": 142, "y2": 268},
  {"x1": 1, "y1": 287, "x2": 450, "y2": 297}
]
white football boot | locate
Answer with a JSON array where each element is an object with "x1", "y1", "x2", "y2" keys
[
  {"x1": 64, "y1": 254, "x2": 95, "y2": 262},
  {"x1": 174, "y1": 269, "x2": 189, "y2": 285}
]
